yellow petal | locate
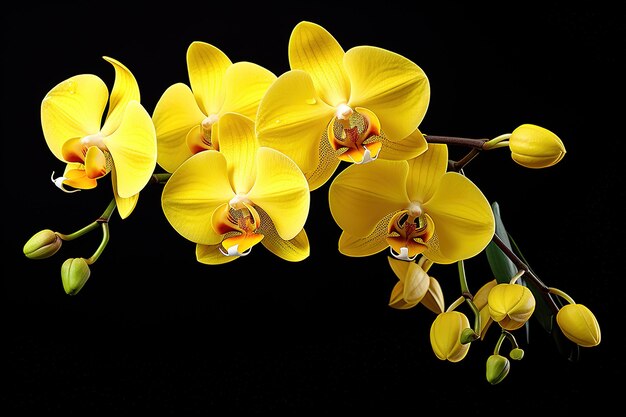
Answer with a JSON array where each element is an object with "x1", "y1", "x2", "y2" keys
[
  {"x1": 430, "y1": 311, "x2": 470, "y2": 362},
  {"x1": 260, "y1": 214, "x2": 310, "y2": 262},
  {"x1": 104, "y1": 101, "x2": 157, "y2": 198},
  {"x1": 420, "y1": 276, "x2": 445, "y2": 314},
  {"x1": 378, "y1": 128, "x2": 429, "y2": 161},
  {"x1": 217, "y1": 113, "x2": 258, "y2": 194},
  {"x1": 406, "y1": 143, "x2": 448, "y2": 204},
  {"x1": 389, "y1": 281, "x2": 414, "y2": 310},
  {"x1": 84, "y1": 146, "x2": 107, "y2": 179},
  {"x1": 161, "y1": 150, "x2": 234, "y2": 244},
  {"x1": 329, "y1": 159, "x2": 410, "y2": 238},
  {"x1": 247, "y1": 147, "x2": 310, "y2": 241},
  {"x1": 256, "y1": 70, "x2": 335, "y2": 175},
  {"x1": 152, "y1": 83, "x2": 206, "y2": 173},
  {"x1": 187, "y1": 41, "x2": 232, "y2": 115},
  {"x1": 196, "y1": 243, "x2": 239, "y2": 265},
  {"x1": 111, "y1": 166, "x2": 139, "y2": 219},
  {"x1": 388, "y1": 257, "x2": 429, "y2": 305},
  {"x1": 338, "y1": 229, "x2": 388, "y2": 257},
  {"x1": 62, "y1": 166, "x2": 97, "y2": 190},
  {"x1": 345, "y1": 46, "x2": 430, "y2": 141},
  {"x1": 288, "y1": 21, "x2": 350, "y2": 106},
  {"x1": 100, "y1": 57, "x2": 140, "y2": 136},
  {"x1": 220, "y1": 62, "x2": 276, "y2": 119},
  {"x1": 305, "y1": 132, "x2": 342, "y2": 191},
  {"x1": 423, "y1": 172, "x2": 495, "y2": 262},
  {"x1": 41, "y1": 74, "x2": 108, "y2": 161},
  {"x1": 556, "y1": 304, "x2": 601, "y2": 347},
  {"x1": 473, "y1": 279, "x2": 498, "y2": 310}
]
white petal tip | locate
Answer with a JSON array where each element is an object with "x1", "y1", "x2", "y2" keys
[
  {"x1": 390, "y1": 247, "x2": 417, "y2": 262},
  {"x1": 219, "y1": 244, "x2": 251, "y2": 257},
  {"x1": 352, "y1": 146, "x2": 379, "y2": 165},
  {"x1": 50, "y1": 171, "x2": 80, "y2": 194}
]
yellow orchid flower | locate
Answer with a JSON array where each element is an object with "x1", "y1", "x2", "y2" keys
[
  {"x1": 487, "y1": 283, "x2": 536, "y2": 331},
  {"x1": 256, "y1": 21, "x2": 430, "y2": 191},
  {"x1": 161, "y1": 113, "x2": 310, "y2": 264},
  {"x1": 329, "y1": 143, "x2": 495, "y2": 264},
  {"x1": 152, "y1": 41, "x2": 277, "y2": 173},
  {"x1": 41, "y1": 57, "x2": 157, "y2": 218}
]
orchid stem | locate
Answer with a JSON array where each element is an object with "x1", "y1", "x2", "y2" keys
[
  {"x1": 56, "y1": 198, "x2": 117, "y2": 241},
  {"x1": 151, "y1": 173, "x2": 172, "y2": 184},
  {"x1": 458, "y1": 260, "x2": 481, "y2": 335}
]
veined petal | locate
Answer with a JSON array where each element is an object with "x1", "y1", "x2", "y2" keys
[
  {"x1": 196, "y1": 243, "x2": 239, "y2": 265},
  {"x1": 152, "y1": 83, "x2": 206, "y2": 173},
  {"x1": 187, "y1": 41, "x2": 232, "y2": 115},
  {"x1": 256, "y1": 70, "x2": 335, "y2": 175},
  {"x1": 217, "y1": 113, "x2": 259, "y2": 194},
  {"x1": 329, "y1": 159, "x2": 410, "y2": 237},
  {"x1": 424, "y1": 172, "x2": 495, "y2": 262},
  {"x1": 406, "y1": 143, "x2": 448, "y2": 204},
  {"x1": 247, "y1": 147, "x2": 310, "y2": 241},
  {"x1": 104, "y1": 101, "x2": 157, "y2": 198},
  {"x1": 41, "y1": 74, "x2": 108, "y2": 161},
  {"x1": 378, "y1": 128, "x2": 428, "y2": 161},
  {"x1": 101, "y1": 57, "x2": 140, "y2": 136},
  {"x1": 161, "y1": 150, "x2": 234, "y2": 245},
  {"x1": 220, "y1": 62, "x2": 277, "y2": 119},
  {"x1": 288, "y1": 21, "x2": 350, "y2": 107},
  {"x1": 345, "y1": 46, "x2": 430, "y2": 141},
  {"x1": 338, "y1": 228, "x2": 389, "y2": 257},
  {"x1": 421, "y1": 276, "x2": 445, "y2": 314},
  {"x1": 111, "y1": 166, "x2": 139, "y2": 219}
]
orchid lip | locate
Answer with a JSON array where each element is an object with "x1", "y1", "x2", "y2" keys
[
  {"x1": 390, "y1": 246, "x2": 417, "y2": 262},
  {"x1": 50, "y1": 171, "x2": 80, "y2": 194},
  {"x1": 351, "y1": 145, "x2": 378, "y2": 164},
  {"x1": 219, "y1": 244, "x2": 251, "y2": 257}
]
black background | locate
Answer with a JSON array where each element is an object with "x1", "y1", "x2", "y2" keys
[{"x1": 3, "y1": 3, "x2": 624, "y2": 414}]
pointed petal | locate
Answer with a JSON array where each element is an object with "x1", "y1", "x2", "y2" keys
[
  {"x1": 256, "y1": 70, "x2": 335, "y2": 175},
  {"x1": 260, "y1": 211, "x2": 310, "y2": 262},
  {"x1": 111, "y1": 166, "x2": 139, "y2": 219},
  {"x1": 152, "y1": 83, "x2": 206, "y2": 173},
  {"x1": 378, "y1": 128, "x2": 428, "y2": 161},
  {"x1": 100, "y1": 57, "x2": 140, "y2": 136},
  {"x1": 406, "y1": 143, "x2": 448, "y2": 203},
  {"x1": 288, "y1": 21, "x2": 350, "y2": 106},
  {"x1": 104, "y1": 101, "x2": 157, "y2": 198},
  {"x1": 62, "y1": 167, "x2": 97, "y2": 190},
  {"x1": 389, "y1": 281, "x2": 413, "y2": 310},
  {"x1": 187, "y1": 41, "x2": 232, "y2": 115},
  {"x1": 84, "y1": 146, "x2": 107, "y2": 179},
  {"x1": 424, "y1": 172, "x2": 495, "y2": 262},
  {"x1": 196, "y1": 243, "x2": 239, "y2": 265},
  {"x1": 345, "y1": 46, "x2": 430, "y2": 141},
  {"x1": 247, "y1": 147, "x2": 310, "y2": 241},
  {"x1": 338, "y1": 229, "x2": 388, "y2": 257},
  {"x1": 420, "y1": 276, "x2": 445, "y2": 314},
  {"x1": 217, "y1": 113, "x2": 259, "y2": 194},
  {"x1": 220, "y1": 62, "x2": 276, "y2": 119},
  {"x1": 41, "y1": 75, "x2": 108, "y2": 161},
  {"x1": 329, "y1": 159, "x2": 410, "y2": 237},
  {"x1": 161, "y1": 150, "x2": 234, "y2": 245}
]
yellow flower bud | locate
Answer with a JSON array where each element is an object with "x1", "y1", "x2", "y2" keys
[
  {"x1": 420, "y1": 275, "x2": 445, "y2": 314},
  {"x1": 23, "y1": 229, "x2": 62, "y2": 260},
  {"x1": 473, "y1": 279, "x2": 497, "y2": 339},
  {"x1": 388, "y1": 258, "x2": 430, "y2": 309},
  {"x1": 488, "y1": 283, "x2": 536, "y2": 331},
  {"x1": 430, "y1": 311, "x2": 471, "y2": 362},
  {"x1": 556, "y1": 303, "x2": 601, "y2": 347},
  {"x1": 61, "y1": 258, "x2": 91, "y2": 295},
  {"x1": 509, "y1": 124, "x2": 566, "y2": 169},
  {"x1": 486, "y1": 354, "x2": 510, "y2": 385}
]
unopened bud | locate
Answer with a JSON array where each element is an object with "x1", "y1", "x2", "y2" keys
[
  {"x1": 23, "y1": 229, "x2": 62, "y2": 260},
  {"x1": 509, "y1": 348, "x2": 524, "y2": 360},
  {"x1": 61, "y1": 258, "x2": 91, "y2": 295},
  {"x1": 486, "y1": 354, "x2": 511, "y2": 385},
  {"x1": 509, "y1": 124, "x2": 566, "y2": 169},
  {"x1": 556, "y1": 303, "x2": 601, "y2": 347}
]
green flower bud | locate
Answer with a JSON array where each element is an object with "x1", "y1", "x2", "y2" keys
[
  {"x1": 486, "y1": 354, "x2": 510, "y2": 385},
  {"x1": 61, "y1": 258, "x2": 91, "y2": 296},
  {"x1": 509, "y1": 124, "x2": 566, "y2": 169},
  {"x1": 430, "y1": 311, "x2": 471, "y2": 362},
  {"x1": 23, "y1": 229, "x2": 62, "y2": 260},
  {"x1": 488, "y1": 283, "x2": 536, "y2": 331},
  {"x1": 509, "y1": 348, "x2": 524, "y2": 360},
  {"x1": 556, "y1": 303, "x2": 601, "y2": 347}
]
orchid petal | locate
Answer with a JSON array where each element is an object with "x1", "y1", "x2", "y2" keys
[
  {"x1": 220, "y1": 62, "x2": 276, "y2": 119},
  {"x1": 406, "y1": 143, "x2": 448, "y2": 204},
  {"x1": 378, "y1": 128, "x2": 428, "y2": 161},
  {"x1": 101, "y1": 57, "x2": 140, "y2": 136},
  {"x1": 41, "y1": 74, "x2": 108, "y2": 161},
  {"x1": 187, "y1": 41, "x2": 231, "y2": 115},
  {"x1": 217, "y1": 113, "x2": 259, "y2": 194},
  {"x1": 196, "y1": 243, "x2": 240, "y2": 265},
  {"x1": 338, "y1": 229, "x2": 389, "y2": 257},
  {"x1": 111, "y1": 166, "x2": 139, "y2": 219}
]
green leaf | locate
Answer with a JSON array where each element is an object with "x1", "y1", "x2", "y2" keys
[{"x1": 485, "y1": 201, "x2": 517, "y2": 284}]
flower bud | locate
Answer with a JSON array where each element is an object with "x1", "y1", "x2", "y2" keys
[
  {"x1": 473, "y1": 279, "x2": 497, "y2": 339},
  {"x1": 486, "y1": 354, "x2": 510, "y2": 385},
  {"x1": 23, "y1": 229, "x2": 62, "y2": 260},
  {"x1": 488, "y1": 283, "x2": 536, "y2": 331},
  {"x1": 430, "y1": 311, "x2": 471, "y2": 362},
  {"x1": 556, "y1": 303, "x2": 601, "y2": 347},
  {"x1": 61, "y1": 258, "x2": 91, "y2": 295},
  {"x1": 509, "y1": 348, "x2": 524, "y2": 360},
  {"x1": 388, "y1": 258, "x2": 430, "y2": 309},
  {"x1": 509, "y1": 124, "x2": 566, "y2": 169}
]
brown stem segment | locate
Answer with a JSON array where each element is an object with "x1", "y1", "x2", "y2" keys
[{"x1": 424, "y1": 135, "x2": 488, "y2": 149}]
